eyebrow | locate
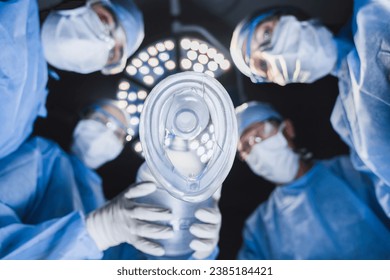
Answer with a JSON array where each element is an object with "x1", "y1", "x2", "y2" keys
[{"x1": 245, "y1": 12, "x2": 276, "y2": 62}]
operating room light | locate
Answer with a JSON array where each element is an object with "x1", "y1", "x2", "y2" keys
[
  {"x1": 139, "y1": 51, "x2": 149, "y2": 62},
  {"x1": 117, "y1": 90, "x2": 127, "y2": 99},
  {"x1": 127, "y1": 104, "x2": 137, "y2": 114},
  {"x1": 153, "y1": 66, "x2": 164, "y2": 75},
  {"x1": 126, "y1": 39, "x2": 177, "y2": 88},
  {"x1": 180, "y1": 38, "x2": 191, "y2": 50},
  {"x1": 147, "y1": 46, "x2": 158, "y2": 56},
  {"x1": 139, "y1": 66, "x2": 150, "y2": 75},
  {"x1": 181, "y1": 59, "x2": 192, "y2": 69},
  {"x1": 143, "y1": 75, "x2": 154, "y2": 85},
  {"x1": 187, "y1": 50, "x2": 198, "y2": 61},
  {"x1": 126, "y1": 65, "x2": 137, "y2": 76},
  {"x1": 137, "y1": 90, "x2": 147, "y2": 100},
  {"x1": 118, "y1": 81, "x2": 130, "y2": 91},
  {"x1": 205, "y1": 70, "x2": 215, "y2": 77},
  {"x1": 115, "y1": 78, "x2": 150, "y2": 141},
  {"x1": 159, "y1": 52, "x2": 170, "y2": 61},
  {"x1": 133, "y1": 140, "x2": 143, "y2": 154},
  {"x1": 179, "y1": 38, "x2": 230, "y2": 77},
  {"x1": 164, "y1": 40, "x2": 175, "y2": 50}
]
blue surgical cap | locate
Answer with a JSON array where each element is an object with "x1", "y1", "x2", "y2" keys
[
  {"x1": 110, "y1": 0, "x2": 145, "y2": 58},
  {"x1": 235, "y1": 101, "x2": 283, "y2": 136}
]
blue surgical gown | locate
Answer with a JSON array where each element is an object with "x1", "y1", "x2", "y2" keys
[
  {"x1": 237, "y1": 157, "x2": 390, "y2": 259},
  {"x1": 0, "y1": 0, "x2": 48, "y2": 159},
  {"x1": 331, "y1": 0, "x2": 390, "y2": 217},
  {"x1": 0, "y1": 137, "x2": 144, "y2": 259}
]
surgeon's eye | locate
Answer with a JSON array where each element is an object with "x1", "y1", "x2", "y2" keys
[
  {"x1": 263, "y1": 28, "x2": 271, "y2": 43},
  {"x1": 257, "y1": 59, "x2": 268, "y2": 72},
  {"x1": 108, "y1": 49, "x2": 115, "y2": 62}
]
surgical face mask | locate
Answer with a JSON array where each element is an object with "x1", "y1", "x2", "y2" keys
[
  {"x1": 245, "y1": 124, "x2": 299, "y2": 184},
  {"x1": 41, "y1": 6, "x2": 117, "y2": 74},
  {"x1": 249, "y1": 15, "x2": 337, "y2": 85},
  {"x1": 71, "y1": 119, "x2": 124, "y2": 169}
]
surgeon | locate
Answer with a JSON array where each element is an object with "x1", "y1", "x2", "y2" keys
[
  {"x1": 235, "y1": 101, "x2": 390, "y2": 259},
  {"x1": 0, "y1": 135, "x2": 173, "y2": 259},
  {"x1": 41, "y1": 0, "x2": 144, "y2": 75},
  {"x1": 230, "y1": 0, "x2": 390, "y2": 217},
  {"x1": 0, "y1": 0, "x2": 210, "y2": 260},
  {"x1": 0, "y1": 119, "x2": 217, "y2": 259},
  {"x1": 71, "y1": 100, "x2": 130, "y2": 169}
]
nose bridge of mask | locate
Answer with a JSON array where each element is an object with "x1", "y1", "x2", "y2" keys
[
  {"x1": 140, "y1": 72, "x2": 237, "y2": 203},
  {"x1": 257, "y1": 122, "x2": 287, "y2": 149}
]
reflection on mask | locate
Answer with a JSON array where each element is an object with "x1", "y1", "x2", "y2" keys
[
  {"x1": 71, "y1": 119, "x2": 124, "y2": 169},
  {"x1": 258, "y1": 15, "x2": 337, "y2": 85},
  {"x1": 245, "y1": 126, "x2": 299, "y2": 184},
  {"x1": 164, "y1": 122, "x2": 216, "y2": 179},
  {"x1": 41, "y1": 6, "x2": 114, "y2": 73},
  {"x1": 140, "y1": 72, "x2": 237, "y2": 202}
]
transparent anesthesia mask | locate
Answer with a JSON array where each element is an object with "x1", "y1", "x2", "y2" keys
[{"x1": 140, "y1": 72, "x2": 237, "y2": 202}]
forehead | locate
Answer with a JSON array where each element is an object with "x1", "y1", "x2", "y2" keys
[{"x1": 240, "y1": 121, "x2": 268, "y2": 137}]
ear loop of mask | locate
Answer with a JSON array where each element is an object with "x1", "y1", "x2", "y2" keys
[
  {"x1": 260, "y1": 52, "x2": 284, "y2": 85},
  {"x1": 267, "y1": 54, "x2": 306, "y2": 85},
  {"x1": 274, "y1": 55, "x2": 289, "y2": 84},
  {"x1": 292, "y1": 59, "x2": 301, "y2": 82}
]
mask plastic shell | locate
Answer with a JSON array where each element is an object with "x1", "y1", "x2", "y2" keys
[{"x1": 140, "y1": 72, "x2": 237, "y2": 202}]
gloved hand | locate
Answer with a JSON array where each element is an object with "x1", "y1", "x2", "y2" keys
[
  {"x1": 85, "y1": 182, "x2": 174, "y2": 256},
  {"x1": 189, "y1": 187, "x2": 222, "y2": 259}
]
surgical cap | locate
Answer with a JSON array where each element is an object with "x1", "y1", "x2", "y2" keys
[
  {"x1": 235, "y1": 101, "x2": 282, "y2": 136},
  {"x1": 110, "y1": 0, "x2": 144, "y2": 59}
]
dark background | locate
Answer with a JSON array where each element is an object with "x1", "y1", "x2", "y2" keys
[{"x1": 34, "y1": 0, "x2": 352, "y2": 259}]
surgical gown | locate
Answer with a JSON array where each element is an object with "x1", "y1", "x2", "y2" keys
[
  {"x1": 0, "y1": 136, "x2": 145, "y2": 259},
  {"x1": 0, "y1": 0, "x2": 48, "y2": 159},
  {"x1": 331, "y1": 0, "x2": 390, "y2": 217},
  {"x1": 237, "y1": 157, "x2": 390, "y2": 259}
]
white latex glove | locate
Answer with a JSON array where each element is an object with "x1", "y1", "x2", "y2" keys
[
  {"x1": 189, "y1": 187, "x2": 222, "y2": 259},
  {"x1": 85, "y1": 182, "x2": 174, "y2": 256}
]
